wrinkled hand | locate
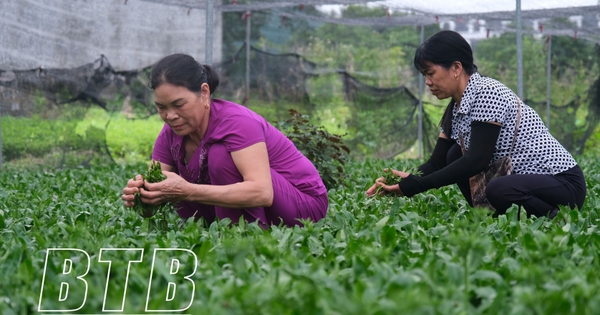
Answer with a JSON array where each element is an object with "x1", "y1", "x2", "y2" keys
[
  {"x1": 122, "y1": 174, "x2": 144, "y2": 207},
  {"x1": 137, "y1": 171, "x2": 190, "y2": 205},
  {"x1": 366, "y1": 168, "x2": 410, "y2": 197}
]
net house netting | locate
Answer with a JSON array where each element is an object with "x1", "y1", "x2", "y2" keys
[{"x1": 1, "y1": 0, "x2": 599, "y2": 167}]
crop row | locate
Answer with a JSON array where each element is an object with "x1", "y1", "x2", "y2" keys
[{"x1": 1, "y1": 157, "x2": 600, "y2": 314}]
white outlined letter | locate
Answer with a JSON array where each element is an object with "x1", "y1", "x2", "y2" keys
[
  {"x1": 145, "y1": 248, "x2": 197, "y2": 312},
  {"x1": 98, "y1": 248, "x2": 144, "y2": 312},
  {"x1": 38, "y1": 248, "x2": 90, "y2": 312}
]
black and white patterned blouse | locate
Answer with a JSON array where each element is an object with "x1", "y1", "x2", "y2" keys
[{"x1": 445, "y1": 72, "x2": 577, "y2": 175}]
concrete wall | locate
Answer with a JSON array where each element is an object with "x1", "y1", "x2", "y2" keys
[{"x1": 0, "y1": 0, "x2": 222, "y2": 71}]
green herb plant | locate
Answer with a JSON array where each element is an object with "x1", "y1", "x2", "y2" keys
[
  {"x1": 132, "y1": 160, "x2": 174, "y2": 232},
  {"x1": 374, "y1": 166, "x2": 423, "y2": 197},
  {"x1": 2, "y1": 158, "x2": 600, "y2": 313},
  {"x1": 275, "y1": 109, "x2": 350, "y2": 189},
  {"x1": 374, "y1": 167, "x2": 399, "y2": 197}
]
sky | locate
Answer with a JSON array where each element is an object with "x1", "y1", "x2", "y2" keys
[{"x1": 319, "y1": 0, "x2": 599, "y2": 15}]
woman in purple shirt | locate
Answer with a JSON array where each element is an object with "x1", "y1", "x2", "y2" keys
[{"x1": 122, "y1": 53, "x2": 328, "y2": 227}]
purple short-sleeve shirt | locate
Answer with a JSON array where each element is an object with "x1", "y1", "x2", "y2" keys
[{"x1": 152, "y1": 98, "x2": 327, "y2": 196}]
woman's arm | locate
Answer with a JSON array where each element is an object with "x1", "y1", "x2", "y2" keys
[
  {"x1": 140, "y1": 142, "x2": 274, "y2": 209},
  {"x1": 367, "y1": 132, "x2": 453, "y2": 197},
  {"x1": 160, "y1": 163, "x2": 175, "y2": 172},
  {"x1": 399, "y1": 121, "x2": 501, "y2": 197},
  {"x1": 417, "y1": 133, "x2": 454, "y2": 176}
]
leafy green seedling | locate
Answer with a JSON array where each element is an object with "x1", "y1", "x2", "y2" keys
[
  {"x1": 374, "y1": 167, "x2": 423, "y2": 197},
  {"x1": 374, "y1": 167, "x2": 399, "y2": 197},
  {"x1": 132, "y1": 160, "x2": 174, "y2": 232}
]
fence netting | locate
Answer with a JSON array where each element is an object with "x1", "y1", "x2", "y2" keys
[
  {"x1": 1, "y1": 1, "x2": 599, "y2": 169},
  {"x1": 0, "y1": 44, "x2": 438, "y2": 168}
]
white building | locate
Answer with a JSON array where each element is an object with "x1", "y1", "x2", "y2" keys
[{"x1": 0, "y1": 0, "x2": 222, "y2": 71}]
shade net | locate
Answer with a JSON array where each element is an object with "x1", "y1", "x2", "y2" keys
[{"x1": 1, "y1": 0, "x2": 599, "y2": 168}]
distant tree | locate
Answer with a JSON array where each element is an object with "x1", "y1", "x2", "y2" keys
[
  {"x1": 475, "y1": 32, "x2": 597, "y2": 103},
  {"x1": 301, "y1": 5, "x2": 439, "y2": 88}
]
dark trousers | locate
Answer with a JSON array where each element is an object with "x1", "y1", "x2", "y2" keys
[{"x1": 446, "y1": 143, "x2": 587, "y2": 217}]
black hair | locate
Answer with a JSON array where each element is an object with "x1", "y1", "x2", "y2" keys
[
  {"x1": 414, "y1": 30, "x2": 477, "y2": 75},
  {"x1": 413, "y1": 30, "x2": 478, "y2": 137},
  {"x1": 149, "y1": 53, "x2": 220, "y2": 95}
]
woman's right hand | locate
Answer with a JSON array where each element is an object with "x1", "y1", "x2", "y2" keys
[
  {"x1": 365, "y1": 169, "x2": 409, "y2": 197},
  {"x1": 366, "y1": 176, "x2": 386, "y2": 197},
  {"x1": 121, "y1": 174, "x2": 144, "y2": 207}
]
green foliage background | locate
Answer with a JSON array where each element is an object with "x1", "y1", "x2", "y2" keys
[
  {"x1": 223, "y1": 4, "x2": 600, "y2": 157},
  {"x1": 3, "y1": 5, "x2": 600, "y2": 164}
]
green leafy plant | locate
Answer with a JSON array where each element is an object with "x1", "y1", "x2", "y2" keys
[
  {"x1": 373, "y1": 167, "x2": 399, "y2": 197},
  {"x1": 1, "y1": 116, "x2": 104, "y2": 161},
  {"x1": 2, "y1": 157, "x2": 600, "y2": 314},
  {"x1": 275, "y1": 109, "x2": 350, "y2": 190},
  {"x1": 381, "y1": 167, "x2": 397, "y2": 183},
  {"x1": 132, "y1": 160, "x2": 174, "y2": 232},
  {"x1": 374, "y1": 166, "x2": 423, "y2": 197}
]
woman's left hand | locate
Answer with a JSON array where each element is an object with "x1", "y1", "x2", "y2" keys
[
  {"x1": 366, "y1": 169, "x2": 411, "y2": 197},
  {"x1": 138, "y1": 171, "x2": 191, "y2": 205}
]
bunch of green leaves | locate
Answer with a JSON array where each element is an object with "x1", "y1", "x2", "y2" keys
[
  {"x1": 373, "y1": 166, "x2": 399, "y2": 197},
  {"x1": 381, "y1": 167, "x2": 397, "y2": 184},
  {"x1": 275, "y1": 109, "x2": 351, "y2": 190},
  {"x1": 374, "y1": 165, "x2": 423, "y2": 197},
  {"x1": 132, "y1": 160, "x2": 174, "y2": 232}
]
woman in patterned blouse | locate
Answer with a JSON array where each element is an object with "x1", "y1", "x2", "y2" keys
[{"x1": 367, "y1": 30, "x2": 586, "y2": 219}]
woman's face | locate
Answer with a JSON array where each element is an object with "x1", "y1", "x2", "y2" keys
[
  {"x1": 421, "y1": 62, "x2": 460, "y2": 100},
  {"x1": 154, "y1": 83, "x2": 209, "y2": 137}
]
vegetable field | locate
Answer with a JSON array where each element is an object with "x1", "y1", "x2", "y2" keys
[{"x1": 1, "y1": 157, "x2": 600, "y2": 314}]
